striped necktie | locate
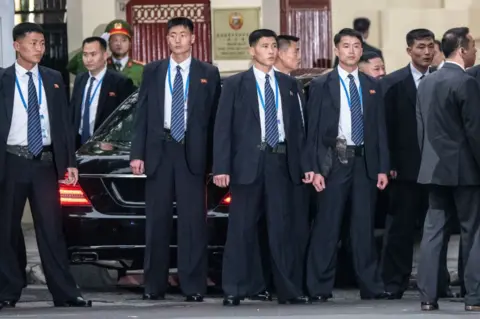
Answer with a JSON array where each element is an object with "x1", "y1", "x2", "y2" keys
[
  {"x1": 264, "y1": 74, "x2": 279, "y2": 147},
  {"x1": 26, "y1": 72, "x2": 43, "y2": 156},
  {"x1": 348, "y1": 74, "x2": 363, "y2": 145},
  {"x1": 170, "y1": 65, "x2": 185, "y2": 141}
]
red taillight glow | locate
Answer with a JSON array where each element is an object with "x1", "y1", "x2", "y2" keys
[
  {"x1": 59, "y1": 173, "x2": 91, "y2": 206},
  {"x1": 221, "y1": 193, "x2": 231, "y2": 205}
]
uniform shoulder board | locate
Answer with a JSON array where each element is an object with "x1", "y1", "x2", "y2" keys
[{"x1": 132, "y1": 59, "x2": 145, "y2": 66}]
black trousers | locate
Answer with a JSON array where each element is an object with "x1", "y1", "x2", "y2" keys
[
  {"x1": 222, "y1": 152, "x2": 302, "y2": 301},
  {"x1": 306, "y1": 156, "x2": 384, "y2": 298},
  {"x1": 417, "y1": 185, "x2": 480, "y2": 305},
  {"x1": 0, "y1": 153, "x2": 81, "y2": 302},
  {"x1": 143, "y1": 141, "x2": 207, "y2": 296}
]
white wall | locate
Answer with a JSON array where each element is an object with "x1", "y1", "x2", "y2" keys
[{"x1": 0, "y1": 0, "x2": 16, "y2": 67}]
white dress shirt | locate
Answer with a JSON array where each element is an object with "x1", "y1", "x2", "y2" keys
[
  {"x1": 79, "y1": 67, "x2": 107, "y2": 135},
  {"x1": 272, "y1": 66, "x2": 305, "y2": 128},
  {"x1": 112, "y1": 56, "x2": 129, "y2": 71},
  {"x1": 252, "y1": 66, "x2": 285, "y2": 142},
  {"x1": 8, "y1": 62, "x2": 51, "y2": 146},
  {"x1": 164, "y1": 55, "x2": 191, "y2": 130},
  {"x1": 410, "y1": 63, "x2": 429, "y2": 89},
  {"x1": 337, "y1": 66, "x2": 362, "y2": 146}
]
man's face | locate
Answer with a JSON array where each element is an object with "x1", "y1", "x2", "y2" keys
[
  {"x1": 83, "y1": 41, "x2": 107, "y2": 72},
  {"x1": 431, "y1": 43, "x2": 445, "y2": 67},
  {"x1": 109, "y1": 34, "x2": 130, "y2": 57},
  {"x1": 334, "y1": 36, "x2": 363, "y2": 67},
  {"x1": 359, "y1": 57, "x2": 385, "y2": 79},
  {"x1": 462, "y1": 33, "x2": 477, "y2": 68},
  {"x1": 249, "y1": 37, "x2": 278, "y2": 67},
  {"x1": 407, "y1": 38, "x2": 434, "y2": 68},
  {"x1": 14, "y1": 32, "x2": 45, "y2": 64},
  {"x1": 167, "y1": 25, "x2": 195, "y2": 56},
  {"x1": 278, "y1": 41, "x2": 300, "y2": 71}
]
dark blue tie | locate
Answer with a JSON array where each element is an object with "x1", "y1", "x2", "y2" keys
[
  {"x1": 348, "y1": 74, "x2": 363, "y2": 145},
  {"x1": 171, "y1": 65, "x2": 185, "y2": 141},
  {"x1": 26, "y1": 72, "x2": 43, "y2": 156},
  {"x1": 81, "y1": 77, "x2": 96, "y2": 144},
  {"x1": 264, "y1": 74, "x2": 279, "y2": 147}
]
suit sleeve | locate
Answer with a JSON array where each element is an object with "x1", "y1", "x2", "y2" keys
[
  {"x1": 305, "y1": 79, "x2": 322, "y2": 174},
  {"x1": 381, "y1": 80, "x2": 396, "y2": 170},
  {"x1": 130, "y1": 66, "x2": 150, "y2": 161},
  {"x1": 375, "y1": 82, "x2": 390, "y2": 174},
  {"x1": 460, "y1": 77, "x2": 480, "y2": 166},
  {"x1": 207, "y1": 67, "x2": 221, "y2": 172},
  {"x1": 212, "y1": 77, "x2": 235, "y2": 176}
]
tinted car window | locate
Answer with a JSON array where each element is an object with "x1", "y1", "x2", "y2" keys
[{"x1": 91, "y1": 92, "x2": 138, "y2": 147}]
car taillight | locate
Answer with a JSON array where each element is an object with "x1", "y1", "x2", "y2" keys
[
  {"x1": 58, "y1": 174, "x2": 91, "y2": 206},
  {"x1": 221, "y1": 193, "x2": 231, "y2": 205}
]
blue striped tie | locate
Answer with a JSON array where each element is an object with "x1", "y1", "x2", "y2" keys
[
  {"x1": 348, "y1": 74, "x2": 363, "y2": 145},
  {"x1": 26, "y1": 72, "x2": 43, "y2": 156},
  {"x1": 170, "y1": 65, "x2": 185, "y2": 141},
  {"x1": 264, "y1": 74, "x2": 279, "y2": 147}
]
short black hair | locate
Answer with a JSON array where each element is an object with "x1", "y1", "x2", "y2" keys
[
  {"x1": 434, "y1": 39, "x2": 443, "y2": 52},
  {"x1": 167, "y1": 17, "x2": 194, "y2": 33},
  {"x1": 12, "y1": 22, "x2": 44, "y2": 41},
  {"x1": 406, "y1": 29, "x2": 435, "y2": 47},
  {"x1": 82, "y1": 36, "x2": 107, "y2": 51},
  {"x1": 277, "y1": 35, "x2": 299, "y2": 50},
  {"x1": 249, "y1": 29, "x2": 278, "y2": 47},
  {"x1": 442, "y1": 27, "x2": 470, "y2": 58},
  {"x1": 334, "y1": 28, "x2": 363, "y2": 47},
  {"x1": 353, "y1": 18, "x2": 370, "y2": 33},
  {"x1": 360, "y1": 51, "x2": 382, "y2": 63}
]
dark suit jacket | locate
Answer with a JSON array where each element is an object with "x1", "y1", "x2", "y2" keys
[
  {"x1": 71, "y1": 69, "x2": 135, "y2": 139},
  {"x1": 213, "y1": 68, "x2": 307, "y2": 185},
  {"x1": 130, "y1": 58, "x2": 221, "y2": 176},
  {"x1": 416, "y1": 62, "x2": 480, "y2": 186},
  {"x1": 0, "y1": 64, "x2": 75, "y2": 181},
  {"x1": 333, "y1": 42, "x2": 383, "y2": 67},
  {"x1": 306, "y1": 68, "x2": 389, "y2": 180},
  {"x1": 467, "y1": 64, "x2": 480, "y2": 79},
  {"x1": 381, "y1": 65, "x2": 420, "y2": 181}
]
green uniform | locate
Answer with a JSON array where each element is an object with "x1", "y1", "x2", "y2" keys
[{"x1": 107, "y1": 57, "x2": 144, "y2": 87}]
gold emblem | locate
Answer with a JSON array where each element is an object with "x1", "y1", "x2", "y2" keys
[
  {"x1": 228, "y1": 12, "x2": 243, "y2": 30},
  {"x1": 114, "y1": 22, "x2": 123, "y2": 30}
]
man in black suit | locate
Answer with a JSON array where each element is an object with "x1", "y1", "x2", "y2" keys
[
  {"x1": 71, "y1": 37, "x2": 135, "y2": 148},
  {"x1": 130, "y1": 17, "x2": 221, "y2": 302},
  {"x1": 0, "y1": 22, "x2": 91, "y2": 308},
  {"x1": 334, "y1": 18, "x2": 383, "y2": 67},
  {"x1": 358, "y1": 51, "x2": 385, "y2": 79},
  {"x1": 380, "y1": 29, "x2": 435, "y2": 299},
  {"x1": 416, "y1": 27, "x2": 480, "y2": 312},
  {"x1": 213, "y1": 29, "x2": 313, "y2": 306},
  {"x1": 306, "y1": 28, "x2": 390, "y2": 301}
]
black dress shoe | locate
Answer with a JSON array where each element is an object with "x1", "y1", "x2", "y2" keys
[
  {"x1": 278, "y1": 296, "x2": 311, "y2": 305},
  {"x1": 142, "y1": 293, "x2": 165, "y2": 300},
  {"x1": 421, "y1": 301, "x2": 439, "y2": 311},
  {"x1": 223, "y1": 295, "x2": 241, "y2": 306},
  {"x1": 362, "y1": 292, "x2": 395, "y2": 300},
  {"x1": 53, "y1": 297, "x2": 92, "y2": 307},
  {"x1": 185, "y1": 294, "x2": 204, "y2": 302},
  {"x1": 248, "y1": 290, "x2": 272, "y2": 301},
  {"x1": 1, "y1": 301, "x2": 16, "y2": 308},
  {"x1": 310, "y1": 294, "x2": 332, "y2": 302}
]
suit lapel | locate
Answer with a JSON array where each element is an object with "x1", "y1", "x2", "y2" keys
[
  {"x1": 157, "y1": 60, "x2": 169, "y2": 124},
  {"x1": 2, "y1": 66, "x2": 16, "y2": 132},
  {"x1": 328, "y1": 69, "x2": 341, "y2": 112},
  {"x1": 75, "y1": 73, "x2": 88, "y2": 128},
  {"x1": 359, "y1": 73, "x2": 370, "y2": 122},
  {"x1": 275, "y1": 71, "x2": 290, "y2": 134},
  {"x1": 95, "y1": 70, "x2": 111, "y2": 127},
  {"x1": 404, "y1": 66, "x2": 417, "y2": 107},
  {"x1": 187, "y1": 59, "x2": 201, "y2": 123},
  {"x1": 39, "y1": 67, "x2": 55, "y2": 123},
  {"x1": 244, "y1": 68, "x2": 260, "y2": 123}
]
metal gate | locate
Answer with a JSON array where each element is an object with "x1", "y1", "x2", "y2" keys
[{"x1": 126, "y1": 0, "x2": 212, "y2": 63}]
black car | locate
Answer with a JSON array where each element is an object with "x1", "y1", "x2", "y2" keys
[{"x1": 60, "y1": 69, "x2": 387, "y2": 287}]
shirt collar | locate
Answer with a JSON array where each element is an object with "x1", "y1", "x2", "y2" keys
[
  {"x1": 272, "y1": 65, "x2": 290, "y2": 76},
  {"x1": 88, "y1": 66, "x2": 107, "y2": 80},
  {"x1": 15, "y1": 61, "x2": 39, "y2": 78},
  {"x1": 445, "y1": 60, "x2": 465, "y2": 71},
  {"x1": 410, "y1": 62, "x2": 429, "y2": 81},
  {"x1": 437, "y1": 60, "x2": 445, "y2": 70},
  {"x1": 169, "y1": 54, "x2": 192, "y2": 71},
  {"x1": 337, "y1": 65, "x2": 359, "y2": 81},
  {"x1": 113, "y1": 56, "x2": 129, "y2": 67},
  {"x1": 253, "y1": 65, "x2": 276, "y2": 81}
]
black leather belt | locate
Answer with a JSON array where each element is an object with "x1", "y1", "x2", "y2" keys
[
  {"x1": 163, "y1": 129, "x2": 185, "y2": 144},
  {"x1": 6, "y1": 145, "x2": 53, "y2": 161},
  {"x1": 258, "y1": 142, "x2": 287, "y2": 154},
  {"x1": 345, "y1": 145, "x2": 365, "y2": 157}
]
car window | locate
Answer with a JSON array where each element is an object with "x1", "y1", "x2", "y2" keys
[{"x1": 91, "y1": 92, "x2": 138, "y2": 146}]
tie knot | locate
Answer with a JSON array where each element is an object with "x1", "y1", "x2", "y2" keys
[
  {"x1": 265, "y1": 74, "x2": 270, "y2": 81},
  {"x1": 176, "y1": 65, "x2": 182, "y2": 72},
  {"x1": 26, "y1": 71, "x2": 33, "y2": 78},
  {"x1": 347, "y1": 74, "x2": 355, "y2": 80},
  {"x1": 419, "y1": 74, "x2": 425, "y2": 80},
  {"x1": 90, "y1": 76, "x2": 96, "y2": 83}
]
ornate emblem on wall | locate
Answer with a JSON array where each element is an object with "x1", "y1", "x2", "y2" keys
[{"x1": 228, "y1": 12, "x2": 243, "y2": 30}]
